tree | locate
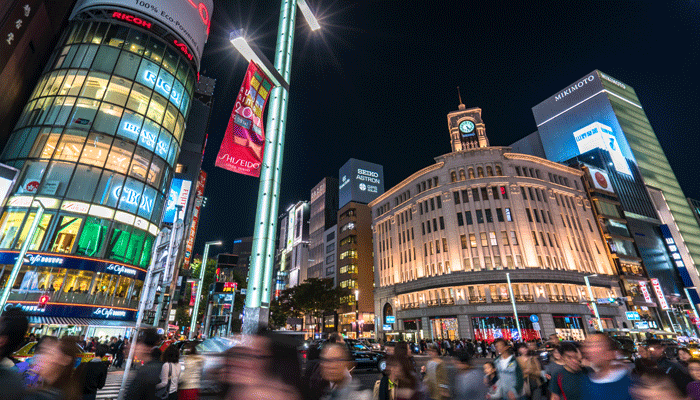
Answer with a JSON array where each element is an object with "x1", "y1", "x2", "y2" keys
[
  {"x1": 173, "y1": 257, "x2": 218, "y2": 334},
  {"x1": 293, "y1": 278, "x2": 349, "y2": 333},
  {"x1": 269, "y1": 286, "x2": 302, "y2": 330}
]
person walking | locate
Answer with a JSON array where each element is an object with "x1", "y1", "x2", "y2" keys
[
  {"x1": 25, "y1": 337, "x2": 81, "y2": 400},
  {"x1": 493, "y1": 338, "x2": 524, "y2": 400},
  {"x1": 124, "y1": 328, "x2": 163, "y2": 400},
  {"x1": 157, "y1": 345, "x2": 181, "y2": 400},
  {"x1": 0, "y1": 307, "x2": 29, "y2": 400},
  {"x1": 179, "y1": 343, "x2": 204, "y2": 400},
  {"x1": 517, "y1": 343, "x2": 543, "y2": 400},
  {"x1": 372, "y1": 352, "x2": 424, "y2": 400},
  {"x1": 549, "y1": 342, "x2": 586, "y2": 400},
  {"x1": 319, "y1": 342, "x2": 371, "y2": 400},
  {"x1": 581, "y1": 333, "x2": 632, "y2": 400},
  {"x1": 453, "y1": 351, "x2": 487, "y2": 400},
  {"x1": 77, "y1": 344, "x2": 109, "y2": 400},
  {"x1": 425, "y1": 344, "x2": 449, "y2": 400}
]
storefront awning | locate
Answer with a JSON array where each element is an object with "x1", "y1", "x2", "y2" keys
[{"x1": 28, "y1": 317, "x2": 135, "y2": 327}]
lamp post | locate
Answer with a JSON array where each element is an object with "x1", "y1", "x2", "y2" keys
[
  {"x1": 355, "y1": 289, "x2": 360, "y2": 339},
  {"x1": 233, "y1": 0, "x2": 319, "y2": 335},
  {"x1": 0, "y1": 200, "x2": 45, "y2": 313},
  {"x1": 506, "y1": 273, "x2": 522, "y2": 342},
  {"x1": 584, "y1": 274, "x2": 602, "y2": 331},
  {"x1": 189, "y1": 240, "x2": 222, "y2": 339}
]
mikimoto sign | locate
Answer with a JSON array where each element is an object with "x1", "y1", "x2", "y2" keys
[{"x1": 70, "y1": 0, "x2": 213, "y2": 69}]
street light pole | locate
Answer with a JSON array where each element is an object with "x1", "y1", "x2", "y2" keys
[
  {"x1": 355, "y1": 289, "x2": 360, "y2": 339},
  {"x1": 237, "y1": 0, "x2": 319, "y2": 335},
  {"x1": 189, "y1": 240, "x2": 221, "y2": 339},
  {"x1": 506, "y1": 273, "x2": 522, "y2": 342},
  {"x1": 0, "y1": 200, "x2": 45, "y2": 313},
  {"x1": 584, "y1": 274, "x2": 602, "y2": 331}
]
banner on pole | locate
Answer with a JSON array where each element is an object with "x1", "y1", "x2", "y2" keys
[
  {"x1": 215, "y1": 61, "x2": 274, "y2": 177},
  {"x1": 183, "y1": 170, "x2": 206, "y2": 269}
]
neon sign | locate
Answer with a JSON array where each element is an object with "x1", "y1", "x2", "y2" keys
[
  {"x1": 144, "y1": 70, "x2": 182, "y2": 106},
  {"x1": 173, "y1": 39, "x2": 194, "y2": 62},
  {"x1": 186, "y1": 0, "x2": 211, "y2": 35},
  {"x1": 112, "y1": 11, "x2": 152, "y2": 29}
]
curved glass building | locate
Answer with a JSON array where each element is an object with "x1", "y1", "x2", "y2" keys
[{"x1": 0, "y1": 0, "x2": 212, "y2": 337}]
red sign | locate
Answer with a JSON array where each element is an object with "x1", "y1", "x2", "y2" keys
[
  {"x1": 189, "y1": 281, "x2": 197, "y2": 306},
  {"x1": 173, "y1": 39, "x2": 194, "y2": 61},
  {"x1": 223, "y1": 282, "x2": 237, "y2": 292},
  {"x1": 650, "y1": 278, "x2": 670, "y2": 310},
  {"x1": 186, "y1": 0, "x2": 211, "y2": 35},
  {"x1": 112, "y1": 11, "x2": 152, "y2": 29},
  {"x1": 639, "y1": 282, "x2": 653, "y2": 303},
  {"x1": 215, "y1": 61, "x2": 274, "y2": 177},
  {"x1": 183, "y1": 171, "x2": 206, "y2": 269}
]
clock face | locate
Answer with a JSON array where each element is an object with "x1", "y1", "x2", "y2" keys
[{"x1": 459, "y1": 120, "x2": 475, "y2": 134}]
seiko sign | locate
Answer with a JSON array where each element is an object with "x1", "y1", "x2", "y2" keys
[
  {"x1": 106, "y1": 264, "x2": 136, "y2": 276},
  {"x1": 93, "y1": 308, "x2": 127, "y2": 318},
  {"x1": 339, "y1": 159, "x2": 384, "y2": 208}
]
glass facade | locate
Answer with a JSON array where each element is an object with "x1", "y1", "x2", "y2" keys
[{"x1": 0, "y1": 17, "x2": 197, "y2": 319}]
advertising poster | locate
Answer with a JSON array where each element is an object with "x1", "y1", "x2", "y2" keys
[
  {"x1": 163, "y1": 179, "x2": 191, "y2": 223},
  {"x1": 338, "y1": 158, "x2": 385, "y2": 208},
  {"x1": 183, "y1": 171, "x2": 207, "y2": 269},
  {"x1": 587, "y1": 166, "x2": 615, "y2": 193},
  {"x1": 216, "y1": 61, "x2": 273, "y2": 177}
]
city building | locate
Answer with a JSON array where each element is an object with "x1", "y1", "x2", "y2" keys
[
  {"x1": 274, "y1": 201, "x2": 310, "y2": 291},
  {"x1": 322, "y1": 224, "x2": 338, "y2": 333},
  {"x1": 0, "y1": 0, "x2": 213, "y2": 337},
  {"x1": 308, "y1": 177, "x2": 338, "y2": 280},
  {"x1": 371, "y1": 105, "x2": 626, "y2": 342},
  {"x1": 513, "y1": 70, "x2": 700, "y2": 335},
  {"x1": 0, "y1": 1, "x2": 77, "y2": 148},
  {"x1": 689, "y1": 198, "x2": 700, "y2": 231},
  {"x1": 337, "y1": 158, "x2": 384, "y2": 338}
]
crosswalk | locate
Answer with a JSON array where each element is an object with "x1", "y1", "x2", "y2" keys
[{"x1": 96, "y1": 370, "x2": 133, "y2": 400}]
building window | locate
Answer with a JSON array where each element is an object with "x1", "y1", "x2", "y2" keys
[
  {"x1": 521, "y1": 186, "x2": 527, "y2": 200},
  {"x1": 432, "y1": 219, "x2": 438, "y2": 231},
  {"x1": 477, "y1": 167, "x2": 484, "y2": 178},
  {"x1": 481, "y1": 187, "x2": 489, "y2": 201},
  {"x1": 485, "y1": 209, "x2": 493, "y2": 223},
  {"x1": 459, "y1": 169, "x2": 466, "y2": 181},
  {"x1": 486, "y1": 166, "x2": 494, "y2": 176},
  {"x1": 495, "y1": 165, "x2": 503, "y2": 176},
  {"x1": 327, "y1": 242, "x2": 338, "y2": 252},
  {"x1": 510, "y1": 231, "x2": 518, "y2": 245},
  {"x1": 460, "y1": 234, "x2": 468, "y2": 249},
  {"x1": 439, "y1": 216, "x2": 445, "y2": 230},
  {"x1": 480, "y1": 232, "x2": 488, "y2": 247},
  {"x1": 76, "y1": 217, "x2": 110, "y2": 257},
  {"x1": 476, "y1": 210, "x2": 484, "y2": 224},
  {"x1": 534, "y1": 210, "x2": 540, "y2": 223},
  {"x1": 430, "y1": 198, "x2": 435, "y2": 211},
  {"x1": 515, "y1": 166, "x2": 522, "y2": 176},
  {"x1": 532, "y1": 231, "x2": 539, "y2": 246},
  {"x1": 489, "y1": 231, "x2": 498, "y2": 246},
  {"x1": 501, "y1": 231, "x2": 509, "y2": 245},
  {"x1": 468, "y1": 168, "x2": 475, "y2": 179},
  {"x1": 436, "y1": 196, "x2": 442, "y2": 209},
  {"x1": 541, "y1": 210, "x2": 547, "y2": 224},
  {"x1": 461, "y1": 189, "x2": 469, "y2": 203},
  {"x1": 526, "y1": 209, "x2": 533, "y2": 222},
  {"x1": 496, "y1": 208, "x2": 504, "y2": 222},
  {"x1": 472, "y1": 188, "x2": 480, "y2": 201},
  {"x1": 505, "y1": 208, "x2": 512, "y2": 221},
  {"x1": 451, "y1": 171, "x2": 457, "y2": 182},
  {"x1": 453, "y1": 191, "x2": 460, "y2": 204},
  {"x1": 465, "y1": 211, "x2": 473, "y2": 225},
  {"x1": 442, "y1": 238, "x2": 448, "y2": 252},
  {"x1": 435, "y1": 240, "x2": 440, "y2": 254},
  {"x1": 470, "y1": 234, "x2": 477, "y2": 248},
  {"x1": 492, "y1": 187, "x2": 500, "y2": 200}
]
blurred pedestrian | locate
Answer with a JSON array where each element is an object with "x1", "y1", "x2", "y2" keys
[
  {"x1": 631, "y1": 368, "x2": 687, "y2": 400},
  {"x1": 493, "y1": 338, "x2": 524, "y2": 400},
  {"x1": 645, "y1": 339, "x2": 692, "y2": 396},
  {"x1": 483, "y1": 361, "x2": 499, "y2": 398},
  {"x1": 453, "y1": 351, "x2": 486, "y2": 400},
  {"x1": 517, "y1": 343, "x2": 542, "y2": 400},
  {"x1": 424, "y1": 344, "x2": 449, "y2": 400},
  {"x1": 679, "y1": 348, "x2": 692, "y2": 371},
  {"x1": 14, "y1": 335, "x2": 58, "y2": 389},
  {"x1": 77, "y1": 344, "x2": 108, "y2": 400},
  {"x1": 582, "y1": 333, "x2": 632, "y2": 400},
  {"x1": 124, "y1": 328, "x2": 163, "y2": 400},
  {"x1": 302, "y1": 343, "x2": 327, "y2": 400},
  {"x1": 319, "y1": 342, "x2": 371, "y2": 400},
  {"x1": 549, "y1": 342, "x2": 585, "y2": 400},
  {"x1": 113, "y1": 336, "x2": 125, "y2": 369},
  {"x1": 157, "y1": 345, "x2": 181, "y2": 400},
  {"x1": 178, "y1": 343, "x2": 204, "y2": 400},
  {"x1": 372, "y1": 350, "x2": 425, "y2": 400},
  {"x1": 24, "y1": 336, "x2": 81, "y2": 400},
  {"x1": 686, "y1": 359, "x2": 700, "y2": 400},
  {"x1": 0, "y1": 307, "x2": 28, "y2": 400}
]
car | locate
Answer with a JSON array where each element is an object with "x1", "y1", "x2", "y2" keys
[
  {"x1": 12, "y1": 341, "x2": 113, "y2": 367},
  {"x1": 195, "y1": 337, "x2": 240, "y2": 394},
  {"x1": 361, "y1": 338, "x2": 382, "y2": 351},
  {"x1": 344, "y1": 339, "x2": 386, "y2": 372},
  {"x1": 686, "y1": 344, "x2": 700, "y2": 359}
]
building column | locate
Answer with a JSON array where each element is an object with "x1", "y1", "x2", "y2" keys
[
  {"x1": 457, "y1": 314, "x2": 473, "y2": 339},
  {"x1": 421, "y1": 316, "x2": 430, "y2": 340},
  {"x1": 539, "y1": 313, "x2": 556, "y2": 337}
]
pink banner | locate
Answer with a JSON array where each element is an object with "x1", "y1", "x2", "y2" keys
[{"x1": 215, "y1": 61, "x2": 274, "y2": 177}]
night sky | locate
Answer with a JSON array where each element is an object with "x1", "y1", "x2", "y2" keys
[{"x1": 192, "y1": 1, "x2": 700, "y2": 256}]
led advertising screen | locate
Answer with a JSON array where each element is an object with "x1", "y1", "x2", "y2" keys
[
  {"x1": 163, "y1": 179, "x2": 191, "y2": 224},
  {"x1": 0, "y1": 163, "x2": 18, "y2": 207},
  {"x1": 339, "y1": 159, "x2": 384, "y2": 208},
  {"x1": 532, "y1": 71, "x2": 638, "y2": 178}
]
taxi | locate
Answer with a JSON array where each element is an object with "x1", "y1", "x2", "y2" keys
[{"x1": 13, "y1": 341, "x2": 113, "y2": 366}]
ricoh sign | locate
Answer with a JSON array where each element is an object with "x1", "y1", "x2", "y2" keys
[{"x1": 339, "y1": 159, "x2": 384, "y2": 208}]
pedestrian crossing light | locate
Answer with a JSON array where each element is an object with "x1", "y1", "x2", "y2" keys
[{"x1": 38, "y1": 295, "x2": 49, "y2": 309}]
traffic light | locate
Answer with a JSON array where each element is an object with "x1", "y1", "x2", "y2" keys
[{"x1": 38, "y1": 295, "x2": 50, "y2": 309}]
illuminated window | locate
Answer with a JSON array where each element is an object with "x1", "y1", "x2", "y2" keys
[
  {"x1": 468, "y1": 168, "x2": 475, "y2": 179},
  {"x1": 480, "y1": 232, "x2": 488, "y2": 247},
  {"x1": 50, "y1": 215, "x2": 83, "y2": 253},
  {"x1": 459, "y1": 169, "x2": 466, "y2": 181},
  {"x1": 486, "y1": 166, "x2": 494, "y2": 176},
  {"x1": 477, "y1": 167, "x2": 484, "y2": 178}
]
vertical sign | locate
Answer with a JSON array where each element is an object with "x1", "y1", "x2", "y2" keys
[
  {"x1": 183, "y1": 171, "x2": 206, "y2": 269},
  {"x1": 639, "y1": 282, "x2": 653, "y2": 303},
  {"x1": 189, "y1": 281, "x2": 197, "y2": 306},
  {"x1": 650, "y1": 278, "x2": 670, "y2": 310},
  {"x1": 215, "y1": 61, "x2": 274, "y2": 177}
]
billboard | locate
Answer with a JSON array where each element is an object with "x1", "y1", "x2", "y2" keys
[
  {"x1": 215, "y1": 61, "x2": 273, "y2": 177},
  {"x1": 183, "y1": 170, "x2": 206, "y2": 268},
  {"x1": 339, "y1": 159, "x2": 384, "y2": 208},
  {"x1": 586, "y1": 166, "x2": 614, "y2": 193},
  {"x1": 532, "y1": 71, "x2": 638, "y2": 178},
  {"x1": 163, "y1": 179, "x2": 192, "y2": 224},
  {"x1": 71, "y1": 0, "x2": 213, "y2": 69}
]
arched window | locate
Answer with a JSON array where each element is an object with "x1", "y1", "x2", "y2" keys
[
  {"x1": 451, "y1": 171, "x2": 457, "y2": 182},
  {"x1": 468, "y1": 168, "x2": 475, "y2": 179},
  {"x1": 477, "y1": 167, "x2": 484, "y2": 178},
  {"x1": 495, "y1": 165, "x2": 503, "y2": 176},
  {"x1": 459, "y1": 169, "x2": 466, "y2": 181},
  {"x1": 486, "y1": 166, "x2": 494, "y2": 176}
]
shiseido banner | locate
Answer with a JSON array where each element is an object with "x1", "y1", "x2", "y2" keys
[{"x1": 215, "y1": 61, "x2": 274, "y2": 177}]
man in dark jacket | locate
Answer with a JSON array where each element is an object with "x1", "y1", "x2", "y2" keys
[
  {"x1": 0, "y1": 307, "x2": 28, "y2": 400},
  {"x1": 646, "y1": 339, "x2": 692, "y2": 396},
  {"x1": 124, "y1": 328, "x2": 163, "y2": 400},
  {"x1": 78, "y1": 344, "x2": 109, "y2": 400}
]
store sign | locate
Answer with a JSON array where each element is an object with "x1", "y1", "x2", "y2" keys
[
  {"x1": 383, "y1": 324, "x2": 391, "y2": 331},
  {"x1": 385, "y1": 315, "x2": 395, "y2": 324},
  {"x1": 587, "y1": 166, "x2": 615, "y2": 193},
  {"x1": 0, "y1": 251, "x2": 147, "y2": 280},
  {"x1": 223, "y1": 282, "x2": 237, "y2": 292},
  {"x1": 190, "y1": 281, "x2": 197, "y2": 306},
  {"x1": 639, "y1": 282, "x2": 653, "y2": 303},
  {"x1": 626, "y1": 311, "x2": 641, "y2": 321},
  {"x1": 574, "y1": 122, "x2": 632, "y2": 176},
  {"x1": 61, "y1": 201, "x2": 90, "y2": 214},
  {"x1": 111, "y1": 186, "x2": 153, "y2": 214},
  {"x1": 93, "y1": 308, "x2": 127, "y2": 318},
  {"x1": 659, "y1": 224, "x2": 695, "y2": 288},
  {"x1": 143, "y1": 70, "x2": 183, "y2": 106},
  {"x1": 216, "y1": 61, "x2": 273, "y2": 177},
  {"x1": 635, "y1": 321, "x2": 649, "y2": 329},
  {"x1": 183, "y1": 171, "x2": 206, "y2": 269},
  {"x1": 163, "y1": 179, "x2": 191, "y2": 223},
  {"x1": 650, "y1": 278, "x2": 670, "y2": 310},
  {"x1": 7, "y1": 301, "x2": 136, "y2": 320},
  {"x1": 71, "y1": 0, "x2": 213, "y2": 68}
]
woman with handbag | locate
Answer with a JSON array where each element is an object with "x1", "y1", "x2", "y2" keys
[{"x1": 157, "y1": 345, "x2": 181, "y2": 400}]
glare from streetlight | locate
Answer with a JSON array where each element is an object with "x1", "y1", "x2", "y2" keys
[
  {"x1": 207, "y1": 240, "x2": 223, "y2": 246},
  {"x1": 298, "y1": 0, "x2": 321, "y2": 31},
  {"x1": 229, "y1": 30, "x2": 290, "y2": 90}
]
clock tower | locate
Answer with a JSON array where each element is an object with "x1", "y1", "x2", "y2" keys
[{"x1": 447, "y1": 94, "x2": 489, "y2": 152}]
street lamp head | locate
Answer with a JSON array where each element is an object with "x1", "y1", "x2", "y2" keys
[
  {"x1": 586, "y1": 273, "x2": 599, "y2": 278},
  {"x1": 206, "y1": 240, "x2": 223, "y2": 246},
  {"x1": 297, "y1": 0, "x2": 321, "y2": 31},
  {"x1": 355, "y1": 290, "x2": 359, "y2": 300}
]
